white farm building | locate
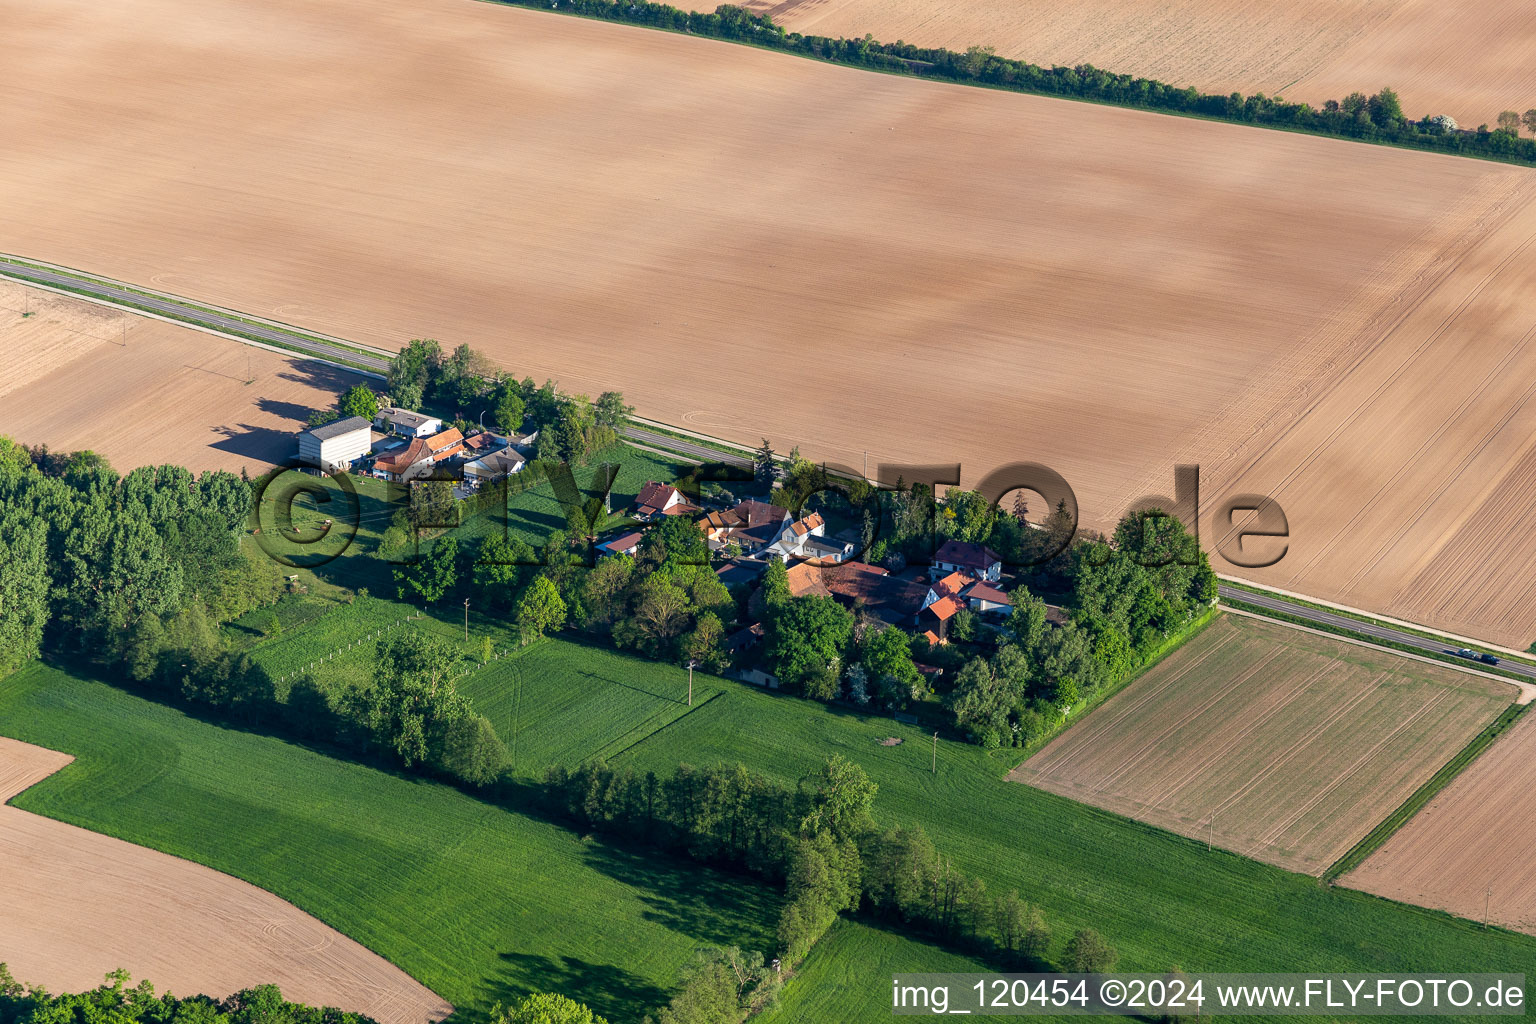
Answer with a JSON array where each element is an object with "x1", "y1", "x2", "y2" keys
[{"x1": 297, "y1": 416, "x2": 373, "y2": 471}]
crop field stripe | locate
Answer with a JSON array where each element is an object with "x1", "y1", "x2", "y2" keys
[
  {"x1": 1325, "y1": 702, "x2": 1530, "y2": 881},
  {"x1": 1342, "y1": 322, "x2": 1536, "y2": 599},
  {"x1": 1146, "y1": 660, "x2": 1335, "y2": 811},
  {"x1": 1204, "y1": 671, "x2": 1388, "y2": 823},
  {"x1": 1242, "y1": 685, "x2": 1452, "y2": 859},
  {"x1": 1283, "y1": 226, "x2": 1536, "y2": 585},
  {"x1": 1091, "y1": 646, "x2": 1285, "y2": 790},
  {"x1": 1025, "y1": 620, "x2": 1236, "y2": 777},
  {"x1": 1217, "y1": 219, "x2": 1536, "y2": 565},
  {"x1": 590, "y1": 690, "x2": 726, "y2": 764}
]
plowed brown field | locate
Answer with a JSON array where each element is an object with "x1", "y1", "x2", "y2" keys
[
  {"x1": 3, "y1": 0, "x2": 1536, "y2": 644},
  {"x1": 0, "y1": 736, "x2": 451, "y2": 1024},
  {"x1": 1343, "y1": 708, "x2": 1536, "y2": 935},
  {"x1": 0, "y1": 283, "x2": 364, "y2": 473},
  {"x1": 1010, "y1": 615, "x2": 1515, "y2": 875},
  {"x1": 740, "y1": 0, "x2": 1536, "y2": 129}
]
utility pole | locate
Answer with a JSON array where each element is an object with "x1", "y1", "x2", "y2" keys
[
  {"x1": 463, "y1": 597, "x2": 470, "y2": 641},
  {"x1": 931, "y1": 731, "x2": 938, "y2": 773},
  {"x1": 687, "y1": 659, "x2": 696, "y2": 706},
  {"x1": 1208, "y1": 812, "x2": 1217, "y2": 852},
  {"x1": 1484, "y1": 885, "x2": 1492, "y2": 928}
]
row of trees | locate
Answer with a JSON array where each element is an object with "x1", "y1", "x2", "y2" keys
[
  {"x1": 485, "y1": 0, "x2": 1536, "y2": 167},
  {"x1": 0, "y1": 967, "x2": 379, "y2": 1024},
  {"x1": 543, "y1": 755, "x2": 1120, "y2": 1006},
  {"x1": 1495, "y1": 109, "x2": 1536, "y2": 137},
  {"x1": 383, "y1": 338, "x2": 633, "y2": 464},
  {"x1": 945, "y1": 508, "x2": 1216, "y2": 748}
]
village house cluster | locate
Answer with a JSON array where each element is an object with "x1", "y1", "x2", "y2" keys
[
  {"x1": 296, "y1": 405, "x2": 539, "y2": 490},
  {"x1": 297, "y1": 412, "x2": 1023, "y2": 690},
  {"x1": 605, "y1": 482, "x2": 1019, "y2": 689}
]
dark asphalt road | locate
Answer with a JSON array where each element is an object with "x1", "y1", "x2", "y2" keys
[
  {"x1": 620, "y1": 426, "x2": 752, "y2": 469},
  {"x1": 1217, "y1": 584, "x2": 1536, "y2": 680},
  {"x1": 0, "y1": 260, "x2": 391, "y2": 372}
]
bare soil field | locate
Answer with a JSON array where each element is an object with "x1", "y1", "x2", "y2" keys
[
  {"x1": 4, "y1": 0, "x2": 1536, "y2": 644},
  {"x1": 0, "y1": 283, "x2": 363, "y2": 473},
  {"x1": 1343, "y1": 707, "x2": 1536, "y2": 935},
  {"x1": 1010, "y1": 615, "x2": 1516, "y2": 875},
  {"x1": 0, "y1": 736, "x2": 451, "y2": 1024},
  {"x1": 739, "y1": 0, "x2": 1536, "y2": 130}
]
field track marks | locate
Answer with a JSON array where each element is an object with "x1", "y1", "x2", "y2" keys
[
  {"x1": 1285, "y1": 227, "x2": 1536, "y2": 585},
  {"x1": 1145, "y1": 661, "x2": 1334, "y2": 811},
  {"x1": 1241, "y1": 685, "x2": 1451, "y2": 860},
  {"x1": 1340, "y1": 323, "x2": 1536, "y2": 600},
  {"x1": 1019, "y1": 626, "x2": 1242, "y2": 779},
  {"x1": 1199, "y1": 181, "x2": 1535, "y2": 561},
  {"x1": 1085, "y1": 648, "x2": 1285, "y2": 792},
  {"x1": 1201, "y1": 673, "x2": 1387, "y2": 823}
]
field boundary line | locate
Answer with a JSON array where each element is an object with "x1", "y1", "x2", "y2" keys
[
  {"x1": 0, "y1": 271, "x2": 386, "y2": 382},
  {"x1": 1220, "y1": 575, "x2": 1536, "y2": 661},
  {"x1": 1324, "y1": 702, "x2": 1532, "y2": 882},
  {"x1": 1223, "y1": 606, "x2": 1534, "y2": 703},
  {"x1": 596, "y1": 690, "x2": 725, "y2": 764},
  {"x1": 0, "y1": 253, "x2": 393, "y2": 357}
]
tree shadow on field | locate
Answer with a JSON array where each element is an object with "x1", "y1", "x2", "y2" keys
[
  {"x1": 276, "y1": 360, "x2": 372, "y2": 393},
  {"x1": 490, "y1": 951, "x2": 669, "y2": 1023},
  {"x1": 580, "y1": 839, "x2": 782, "y2": 950}
]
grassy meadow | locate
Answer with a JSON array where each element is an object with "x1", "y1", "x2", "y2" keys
[{"x1": 0, "y1": 661, "x2": 780, "y2": 1022}]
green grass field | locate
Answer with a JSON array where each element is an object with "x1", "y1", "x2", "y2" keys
[
  {"x1": 459, "y1": 641, "x2": 721, "y2": 772},
  {"x1": 0, "y1": 662, "x2": 780, "y2": 1022},
  {"x1": 610, "y1": 648, "x2": 1536, "y2": 1005},
  {"x1": 757, "y1": 920, "x2": 992, "y2": 1023}
]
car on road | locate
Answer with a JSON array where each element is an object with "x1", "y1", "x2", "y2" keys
[{"x1": 1452, "y1": 647, "x2": 1501, "y2": 666}]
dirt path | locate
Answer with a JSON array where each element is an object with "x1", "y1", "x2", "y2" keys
[{"x1": 0, "y1": 737, "x2": 452, "y2": 1024}]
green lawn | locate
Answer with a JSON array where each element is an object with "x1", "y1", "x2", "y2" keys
[
  {"x1": 459, "y1": 641, "x2": 721, "y2": 773},
  {"x1": 758, "y1": 920, "x2": 993, "y2": 1023},
  {"x1": 0, "y1": 662, "x2": 780, "y2": 1022},
  {"x1": 612, "y1": 656, "x2": 1536, "y2": 989}
]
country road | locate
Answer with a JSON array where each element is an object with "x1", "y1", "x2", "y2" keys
[
  {"x1": 3, "y1": 257, "x2": 754, "y2": 469},
  {"x1": 1, "y1": 259, "x2": 394, "y2": 373},
  {"x1": 7, "y1": 255, "x2": 1534, "y2": 684},
  {"x1": 1217, "y1": 584, "x2": 1536, "y2": 683}
]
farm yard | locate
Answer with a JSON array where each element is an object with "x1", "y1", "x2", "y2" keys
[
  {"x1": 1343, "y1": 706, "x2": 1536, "y2": 936},
  {"x1": 737, "y1": 0, "x2": 1536, "y2": 130},
  {"x1": 1009, "y1": 614, "x2": 1516, "y2": 875},
  {"x1": 0, "y1": 737, "x2": 452, "y2": 1024},
  {"x1": 0, "y1": 282, "x2": 364, "y2": 474},
  {"x1": 6, "y1": 0, "x2": 1536, "y2": 646}
]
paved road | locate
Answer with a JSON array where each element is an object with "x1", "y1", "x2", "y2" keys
[
  {"x1": 0, "y1": 260, "x2": 391, "y2": 372},
  {"x1": 6, "y1": 260, "x2": 769, "y2": 469},
  {"x1": 1218, "y1": 584, "x2": 1536, "y2": 681},
  {"x1": 21, "y1": 259, "x2": 1526, "y2": 677},
  {"x1": 621, "y1": 425, "x2": 752, "y2": 469}
]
